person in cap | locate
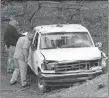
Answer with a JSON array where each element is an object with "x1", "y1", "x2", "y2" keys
[
  {"x1": 10, "y1": 30, "x2": 34, "y2": 87},
  {"x1": 4, "y1": 18, "x2": 22, "y2": 73}
]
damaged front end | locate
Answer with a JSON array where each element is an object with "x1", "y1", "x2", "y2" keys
[
  {"x1": 41, "y1": 53, "x2": 107, "y2": 73},
  {"x1": 39, "y1": 51, "x2": 107, "y2": 87}
]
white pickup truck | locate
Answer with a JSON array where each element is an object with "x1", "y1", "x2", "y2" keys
[{"x1": 28, "y1": 24, "x2": 107, "y2": 93}]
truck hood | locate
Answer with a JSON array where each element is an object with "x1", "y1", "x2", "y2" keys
[{"x1": 40, "y1": 47, "x2": 101, "y2": 61}]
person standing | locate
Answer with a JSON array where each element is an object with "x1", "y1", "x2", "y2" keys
[
  {"x1": 10, "y1": 31, "x2": 34, "y2": 87},
  {"x1": 4, "y1": 18, "x2": 22, "y2": 73}
]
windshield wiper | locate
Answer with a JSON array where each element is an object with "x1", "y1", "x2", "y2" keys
[
  {"x1": 41, "y1": 45, "x2": 89, "y2": 49},
  {"x1": 60, "y1": 45, "x2": 74, "y2": 48},
  {"x1": 41, "y1": 47, "x2": 57, "y2": 49},
  {"x1": 60, "y1": 45, "x2": 87, "y2": 48}
]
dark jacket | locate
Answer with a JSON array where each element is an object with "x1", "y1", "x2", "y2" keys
[{"x1": 4, "y1": 24, "x2": 22, "y2": 48}]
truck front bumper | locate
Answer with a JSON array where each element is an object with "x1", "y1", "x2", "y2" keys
[{"x1": 41, "y1": 69, "x2": 103, "y2": 86}]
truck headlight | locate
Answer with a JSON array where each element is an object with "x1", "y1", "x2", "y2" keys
[
  {"x1": 101, "y1": 51, "x2": 107, "y2": 67},
  {"x1": 47, "y1": 62, "x2": 57, "y2": 70},
  {"x1": 41, "y1": 60, "x2": 47, "y2": 70},
  {"x1": 41, "y1": 63, "x2": 46, "y2": 70},
  {"x1": 47, "y1": 64, "x2": 55, "y2": 70},
  {"x1": 41, "y1": 61, "x2": 57, "y2": 70},
  {"x1": 101, "y1": 58, "x2": 106, "y2": 67}
]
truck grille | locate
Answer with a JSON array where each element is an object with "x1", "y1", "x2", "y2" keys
[{"x1": 55, "y1": 60, "x2": 100, "y2": 72}]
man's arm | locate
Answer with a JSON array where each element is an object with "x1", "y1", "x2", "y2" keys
[
  {"x1": 13, "y1": 30, "x2": 22, "y2": 38},
  {"x1": 4, "y1": 28, "x2": 8, "y2": 45},
  {"x1": 23, "y1": 48, "x2": 28, "y2": 63},
  {"x1": 4, "y1": 28, "x2": 10, "y2": 49},
  {"x1": 22, "y1": 39, "x2": 29, "y2": 63},
  {"x1": 11, "y1": 27, "x2": 22, "y2": 40},
  {"x1": 5, "y1": 45, "x2": 8, "y2": 52}
]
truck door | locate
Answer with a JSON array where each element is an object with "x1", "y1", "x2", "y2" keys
[{"x1": 28, "y1": 30, "x2": 39, "y2": 74}]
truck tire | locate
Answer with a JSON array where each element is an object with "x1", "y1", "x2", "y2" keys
[{"x1": 36, "y1": 72, "x2": 47, "y2": 93}]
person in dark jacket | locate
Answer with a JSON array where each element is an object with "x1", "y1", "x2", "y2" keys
[{"x1": 4, "y1": 18, "x2": 22, "y2": 73}]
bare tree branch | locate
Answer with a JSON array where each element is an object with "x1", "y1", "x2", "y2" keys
[{"x1": 29, "y1": 1, "x2": 42, "y2": 23}]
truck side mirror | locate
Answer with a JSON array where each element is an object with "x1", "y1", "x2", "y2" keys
[{"x1": 95, "y1": 42, "x2": 102, "y2": 47}]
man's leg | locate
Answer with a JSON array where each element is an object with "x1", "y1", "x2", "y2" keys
[
  {"x1": 7, "y1": 47, "x2": 13, "y2": 73},
  {"x1": 7, "y1": 57, "x2": 12, "y2": 72},
  {"x1": 5, "y1": 45, "x2": 10, "y2": 72},
  {"x1": 7, "y1": 46, "x2": 15, "y2": 72},
  {"x1": 18, "y1": 59, "x2": 28, "y2": 87},
  {"x1": 10, "y1": 59, "x2": 19, "y2": 84},
  {"x1": 10, "y1": 68, "x2": 20, "y2": 84}
]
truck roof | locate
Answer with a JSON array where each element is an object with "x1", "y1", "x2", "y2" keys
[{"x1": 34, "y1": 24, "x2": 89, "y2": 34}]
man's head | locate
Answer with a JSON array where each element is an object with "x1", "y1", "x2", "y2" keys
[
  {"x1": 27, "y1": 31, "x2": 35, "y2": 40},
  {"x1": 9, "y1": 18, "x2": 18, "y2": 28}
]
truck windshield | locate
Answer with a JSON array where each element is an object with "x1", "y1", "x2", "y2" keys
[{"x1": 40, "y1": 32, "x2": 94, "y2": 49}]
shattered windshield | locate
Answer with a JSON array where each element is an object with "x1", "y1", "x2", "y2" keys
[{"x1": 40, "y1": 32, "x2": 94, "y2": 49}]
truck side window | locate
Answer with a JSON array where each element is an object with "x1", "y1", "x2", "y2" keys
[{"x1": 33, "y1": 32, "x2": 39, "y2": 49}]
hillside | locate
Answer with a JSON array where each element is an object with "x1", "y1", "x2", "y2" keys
[{"x1": 45, "y1": 73, "x2": 108, "y2": 97}]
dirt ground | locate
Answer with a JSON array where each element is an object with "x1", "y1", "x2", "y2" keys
[{"x1": 0, "y1": 63, "x2": 41, "y2": 98}]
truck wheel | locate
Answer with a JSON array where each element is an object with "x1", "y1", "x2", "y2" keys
[{"x1": 37, "y1": 72, "x2": 47, "y2": 93}]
